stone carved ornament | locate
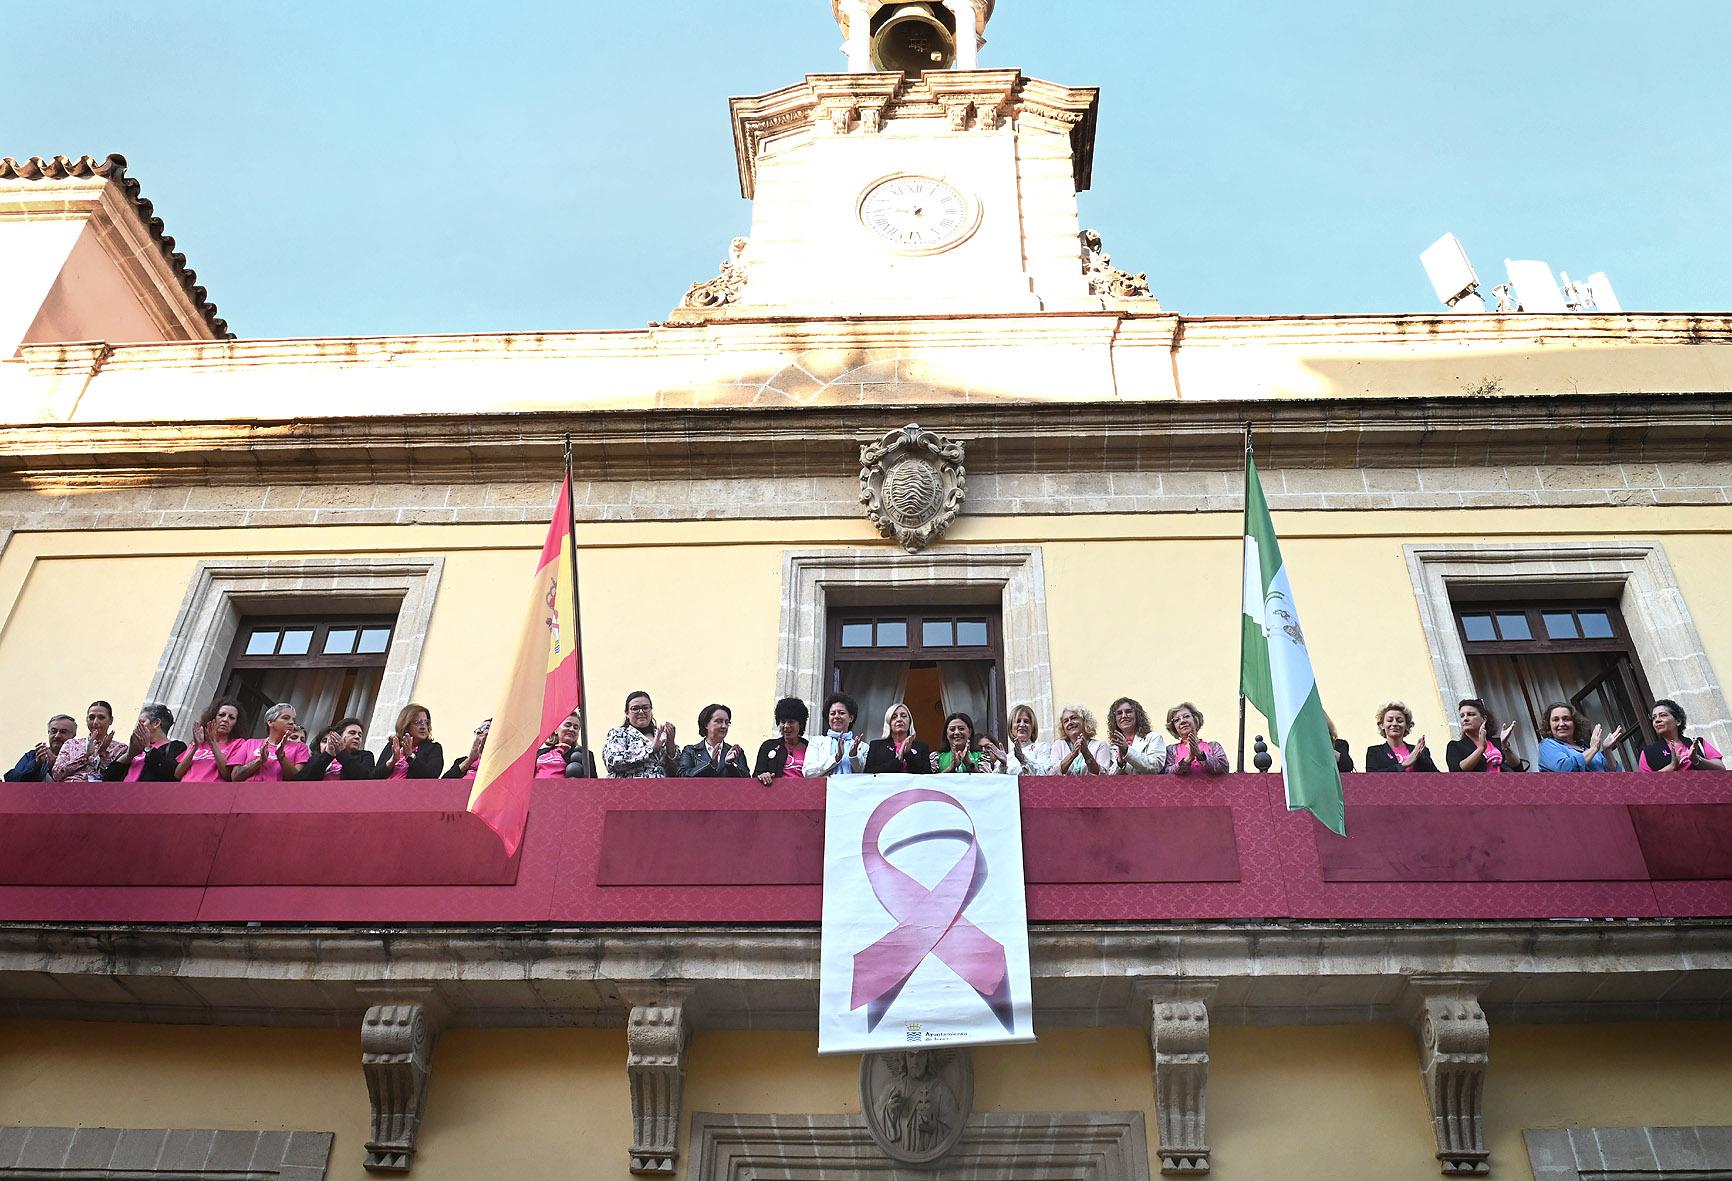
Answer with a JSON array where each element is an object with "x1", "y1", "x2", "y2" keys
[
  {"x1": 1081, "y1": 228, "x2": 1156, "y2": 300},
  {"x1": 859, "y1": 423, "x2": 966, "y2": 554},
  {"x1": 681, "y1": 237, "x2": 750, "y2": 309},
  {"x1": 860, "y1": 1048, "x2": 974, "y2": 1165}
]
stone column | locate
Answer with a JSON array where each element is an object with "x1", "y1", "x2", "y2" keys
[
  {"x1": 943, "y1": 0, "x2": 982, "y2": 67},
  {"x1": 627, "y1": 1001, "x2": 689, "y2": 1174},
  {"x1": 1143, "y1": 982, "x2": 1216, "y2": 1174},
  {"x1": 838, "y1": 0, "x2": 872, "y2": 71},
  {"x1": 1408, "y1": 976, "x2": 1491, "y2": 1176}
]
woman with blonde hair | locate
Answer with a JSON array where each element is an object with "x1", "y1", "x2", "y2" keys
[
  {"x1": 1162, "y1": 701, "x2": 1229, "y2": 776},
  {"x1": 372, "y1": 702, "x2": 445, "y2": 779},
  {"x1": 1049, "y1": 704, "x2": 1114, "y2": 775},
  {"x1": 1365, "y1": 701, "x2": 1438, "y2": 773},
  {"x1": 865, "y1": 702, "x2": 932, "y2": 774},
  {"x1": 1004, "y1": 704, "x2": 1049, "y2": 776}
]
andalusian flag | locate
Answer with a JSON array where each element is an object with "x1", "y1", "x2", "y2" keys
[
  {"x1": 1240, "y1": 447, "x2": 1346, "y2": 835},
  {"x1": 467, "y1": 474, "x2": 582, "y2": 855}
]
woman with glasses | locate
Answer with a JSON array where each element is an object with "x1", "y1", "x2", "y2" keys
[
  {"x1": 604, "y1": 690, "x2": 679, "y2": 778},
  {"x1": 1106, "y1": 696, "x2": 1166, "y2": 775}
]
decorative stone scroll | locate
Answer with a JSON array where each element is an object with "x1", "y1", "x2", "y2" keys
[
  {"x1": 1409, "y1": 977, "x2": 1491, "y2": 1175},
  {"x1": 859, "y1": 423, "x2": 966, "y2": 554},
  {"x1": 1081, "y1": 229, "x2": 1157, "y2": 300},
  {"x1": 859, "y1": 1048, "x2": 974, "y2": 1166},
  {"x1": 627, "y1": 1002, "x2": 689, "y2": 1174},
  {"x1": 361, "y1": 1003, "x2": 437, "y2": 1172},
  {"x1": 1146, "y1": 984, "x2": 1215, "y2": 1174},
  {"x1": 681, "y1": 238, "x2": 750, "y2": 309}
]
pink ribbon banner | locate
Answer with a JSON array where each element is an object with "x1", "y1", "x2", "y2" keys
[{"x1": 848, "y1": 786, "x2": 1016, "y2": 1034}]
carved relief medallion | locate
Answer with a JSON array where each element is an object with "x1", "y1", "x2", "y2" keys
[
  {"x1": 859, "y1": 423, "x2": 966, "y2": 554},
  {"x1": 859, "y1": 1048, "x2": 973, "y2": 1165}
]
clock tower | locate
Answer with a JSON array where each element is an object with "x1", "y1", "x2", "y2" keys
[{"x1": 673, "y1": 1, "x2": 1157, "y2": 320}]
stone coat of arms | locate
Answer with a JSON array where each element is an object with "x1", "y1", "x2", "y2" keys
[{"x1": 859, "y1": 423, "x2": 966, "y2": 554}]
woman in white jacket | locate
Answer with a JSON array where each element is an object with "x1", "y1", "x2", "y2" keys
[{"x1": 1106, "y1": 696, "x2": 1166, "y2": 775}]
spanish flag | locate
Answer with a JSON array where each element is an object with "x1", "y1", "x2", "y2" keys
[{"x1": 467, "y1": 474, "x2": 582, "y2": 855}]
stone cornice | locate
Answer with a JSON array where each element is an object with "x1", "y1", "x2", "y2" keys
[
  {"x1": 1, "y1": 921, "x2": 1728, "y2": 1029},
  {"x1": 728, "y1": 69, "x2": 1098, "y2": 197},
  {"x1": 0, "y1": 392, "x2": 1728, "y2": 487}
]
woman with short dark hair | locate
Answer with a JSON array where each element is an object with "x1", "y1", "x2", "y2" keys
[
  {"x1": 1639, "y1": 698, "x2": 1725, "y2": 772},
  {"x1": 805, "y1": 692, "x2": 866, "y2": 777},
  {"x1": 678, "y1": 703, "x2": 751, "y2": 777},
  {"x1": 753, "y1": 697, "x2": 812, "y2": 784},
  {"x1": 604, "y1": 691, "x2": 679, "y2": 778},
  {"x1": 303, "y1": 717, "x2": 374, "y2": 780},
  {"x1": 105, "y1": 703, "x2": 186, "y2": 782}
]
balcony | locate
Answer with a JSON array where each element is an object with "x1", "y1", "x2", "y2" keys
[{"x1": 5, "y1": 773, "x2": 1731, "y2": 924}]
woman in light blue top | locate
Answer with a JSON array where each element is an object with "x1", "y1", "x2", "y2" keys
[{"x1": 1535, "y1": 701, "x2": 1628, "y2": 772}]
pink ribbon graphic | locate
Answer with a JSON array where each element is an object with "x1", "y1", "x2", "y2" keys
[{"x1": 850, "y1": 787, "x2": 1012, "y2": 1031}]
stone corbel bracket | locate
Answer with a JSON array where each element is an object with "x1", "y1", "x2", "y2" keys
[
  {"x1": 1139, "y1": 981, "x2": 1216, "y2": 1174},
  {"x1": 626, "y1": 997, "x2": 691, "y2": 1174},
  {"x1": 359, "y1": 993, "x2": 447, "y2": 1172},
  {"x1": 1406, "y1": 976, "x2": 1491, "y2": 1176}
]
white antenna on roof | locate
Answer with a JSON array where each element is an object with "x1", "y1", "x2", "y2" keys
[{"x1": 1420, "y1": 233, "x2": 1621, "y2": 313}]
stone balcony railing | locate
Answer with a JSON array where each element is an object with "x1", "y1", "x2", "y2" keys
[{"x1": 5, "y1": 772, "x2": 1731, "y2": 925}]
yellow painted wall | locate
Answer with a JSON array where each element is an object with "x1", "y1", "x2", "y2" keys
[
  {"x1": 3, "y1": 1020, "x2": 1731, "y2": 1180},
  {"x1": 0, "y1": 503, "x2": 1729, "y2": 759}
]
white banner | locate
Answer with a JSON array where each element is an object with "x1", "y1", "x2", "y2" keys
[{"x1": 818, "y1": 774, "x2": 1035, "y2": 1054}]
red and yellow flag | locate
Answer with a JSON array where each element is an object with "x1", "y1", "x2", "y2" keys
[{"x1": 467, "y1": 475, "x2": 581, "y2": 855}]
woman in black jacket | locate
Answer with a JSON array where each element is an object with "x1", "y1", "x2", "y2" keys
[
  {"x1": 1364, "y1": 701, "x2": 1439, "y2": 773},
  {"x1": 864, "y1": 703, "x2": 932, "y2": 775},
  {"x1": 678, "y1": 703, "x2": 752, "y2": 777},
  {"x1": 372, "y1": 702, "x2": 444, "y2": 779},
  {"x1": 753, "y1": 697, "x2": 812, "y2": 784},
  {"x1": 300, "y1": 717, "x2": 376, "y2": 780},
  {"x1": 1445, "y1": 698, "x2": 1524, "y2": 773},
  {"x1": 104, "y1": 703, "x2": 187, "y2": 782}
]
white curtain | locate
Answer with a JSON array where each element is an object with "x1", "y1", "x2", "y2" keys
[
  {"x1": 938, "y1": 661, "x2": 995, "y2": 736},
  {"x1": 839, "y1": 663, "x2": 909, "y2": 736},
  {"x1": 253, "y1": 667, "x2": 381, "y2": 738}
]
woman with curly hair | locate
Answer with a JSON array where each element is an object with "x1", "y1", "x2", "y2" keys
[
  {"x1": 1365, "y1": 701, "x2": 1439, "y2": 773},
  {"x1": 1106, "y1": 696, "x2": 1165, "y2": 775},
  {"x1": 1049, "y1": 704, "x2": 1113, "y2": 775},
  {"x1": 1161, "y1": 701, "x2": 1229, "y2": 776}
]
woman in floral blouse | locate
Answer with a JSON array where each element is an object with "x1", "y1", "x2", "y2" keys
[
  {"x1": 604, "y1": 690, "x2": 679, "y2": 778},
  {"x1": 51, "y1": 700, "x2": 126, "y2": 782}
]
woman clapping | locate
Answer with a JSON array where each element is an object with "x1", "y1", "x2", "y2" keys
[
  {"x1": 865, "y1": 703, "x2": 932, "y2": 774},
  {"x1": 1446, "y1": 698, "x2": 1523, "y2": 773},
  {"x1": 1365, "y1": 701, "x2": 1439, "y2": 773},
  {"x1": 604, "y1": 691, "x2": 679, "y2": 778},
  {"x1": 678, "y1": 704, "x2": 751, "y2": 777}
]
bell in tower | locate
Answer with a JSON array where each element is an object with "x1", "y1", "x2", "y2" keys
[{"x1": 834, "y1": 0, "x2": 993, "y2": 72}]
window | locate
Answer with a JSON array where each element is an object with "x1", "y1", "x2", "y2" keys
[
  {"x1": 1453, "y1": 600, "x2": 1655, "y2": 769},
  {"x1": 220, "y1": 615, "x2": 396, "y2": 736},
  {"x1": 826, "y1": 608, "x2": 1005, "y2": 743}
]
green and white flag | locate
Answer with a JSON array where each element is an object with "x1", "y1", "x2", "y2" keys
[{"x1": 1240, "y1": 447, "x2": 1346, "y2": 835}]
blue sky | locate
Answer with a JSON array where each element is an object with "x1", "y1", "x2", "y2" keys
[{"x1": 6, "y1": 1, "x2": 1728, "y2": 338}]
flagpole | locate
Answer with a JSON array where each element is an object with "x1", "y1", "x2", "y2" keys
[
  {"x1": 1236, "y1": 422, "x2": 1252, "y2": 774},
  {"x1": 562, "y1": 433, "x2": 593, "y2": 773}
]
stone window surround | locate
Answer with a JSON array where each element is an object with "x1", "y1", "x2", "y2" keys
[
  {"x1": 144, "y1": 558, "x2": 443, "y2": 746},
  {"x1": 689, "y1": 1112, "x2": 1150, "y2": 1180},
  {"x1": 1525, "y1": 1125, "x2": 1732, "y2": 1181},
  {"x1": 0, "y1": 1126, "x2": 332, "y2": 1179},
  {"x1": 1404, "y1": 542, "x2": 1732, "y2": 755},
  {"x1": 778, "y1": 547, "x2": 1053, "y2": 732}
]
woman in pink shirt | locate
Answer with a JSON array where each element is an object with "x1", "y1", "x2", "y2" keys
[
  {"x1": 1640, "y1": 698, "x2": 1727, "y2": 772},
  {"x1": 232, "y1": 702, "x2": 311, "y2": 782},
  {"x1": 1161, "y1": 701, "x2": 1231, "y2": 776},
  {"x1": 175, "y1": 698, "x2": 246, "y2": 782}
]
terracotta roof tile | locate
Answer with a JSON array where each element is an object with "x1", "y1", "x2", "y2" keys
[{"x1": 0, "y1": 153, "x2": 233, "y2": 339}]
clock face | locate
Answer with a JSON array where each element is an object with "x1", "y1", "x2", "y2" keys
[{"x1": 857, "y1": 175, "x2": 978, "y2": 255}]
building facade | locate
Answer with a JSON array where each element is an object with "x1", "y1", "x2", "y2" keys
[{"x1": 3, "y1": 4, "x2": 1731, "y2": 1180}]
